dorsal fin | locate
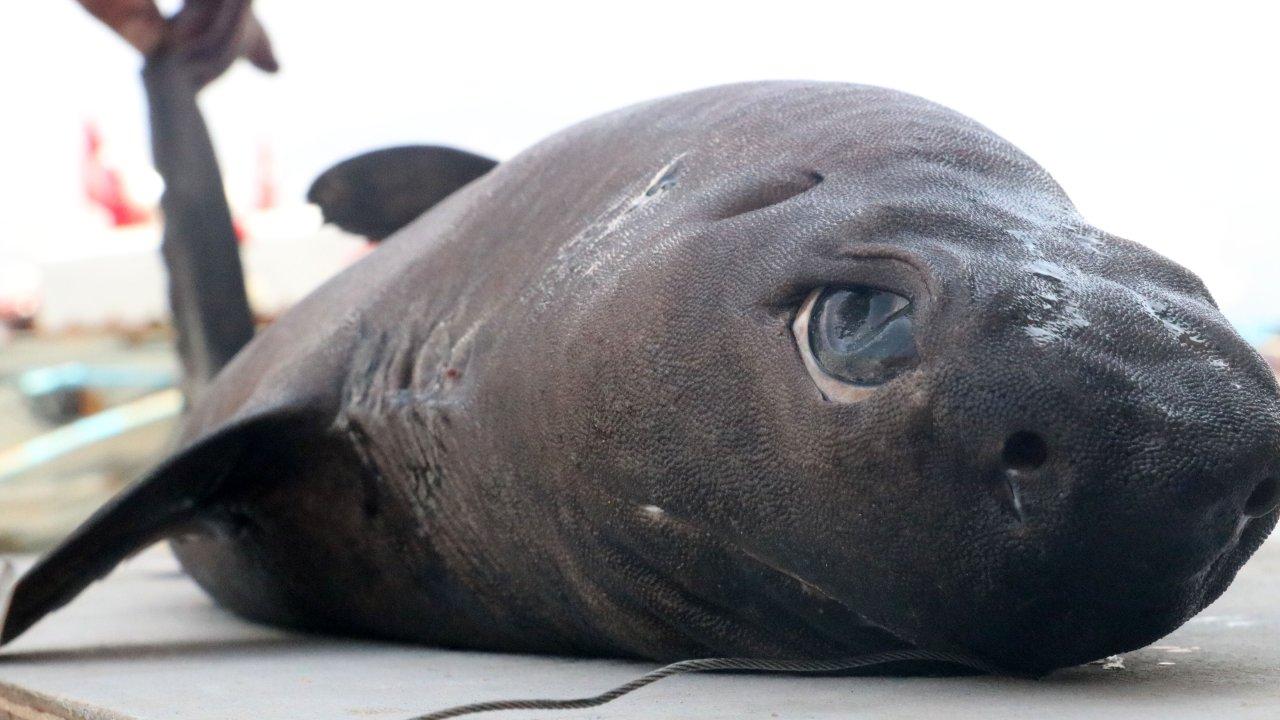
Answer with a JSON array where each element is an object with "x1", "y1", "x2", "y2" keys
[
  {"x1": 0, "y1": 406, "x2": 319, "y2": 646},
  {"x1": 307, "y1": 145, "x2": 497, "y2": 241}
]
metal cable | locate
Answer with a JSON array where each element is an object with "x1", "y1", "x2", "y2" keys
[{"x1": 409, "y1": 648, "x2": 995, "y2": 720}]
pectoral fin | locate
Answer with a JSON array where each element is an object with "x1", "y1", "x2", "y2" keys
[{"x1": 0, "y1": 406, "x2": 318, "y2": 645}]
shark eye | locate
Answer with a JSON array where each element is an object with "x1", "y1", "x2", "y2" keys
[{"x1": 793, "y1": 286, "x2": 918, "y2": 401}]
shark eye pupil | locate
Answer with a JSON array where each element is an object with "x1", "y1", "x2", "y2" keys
[{"x1": 808, "y1": 286, "x2": 918, "y2": 385}]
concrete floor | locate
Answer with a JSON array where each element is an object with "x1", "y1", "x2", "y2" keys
[{"x1": 1, "y1": 541, "x2": 1279, "y2": 720}]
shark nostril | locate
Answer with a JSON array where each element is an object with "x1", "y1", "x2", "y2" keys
[
  {"x1": 1244, "y1": 477, "x2": 1280, "y2": 518},
  {"x1": 1002, "y1": 431, "x2": 1048, "y2": 471}
]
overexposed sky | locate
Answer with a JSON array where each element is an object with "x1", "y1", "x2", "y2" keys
[{"x1": 2, "y1": 1, "x2": 1277, "y2": 337}]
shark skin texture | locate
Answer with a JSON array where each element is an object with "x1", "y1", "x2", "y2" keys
[{"x1": 3, "y1": 81, "x2": 1278, "y2": 677}]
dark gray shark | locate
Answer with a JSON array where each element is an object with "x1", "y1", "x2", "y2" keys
[{"x1": 4, "y1": 81, "x2": 1277, "y2": 675}]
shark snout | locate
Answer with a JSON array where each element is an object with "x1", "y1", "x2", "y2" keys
[
  {"x1": 1192, "y1": 432, "x2": 1280, "y2": 529},
  {"x1": 1243, "y1": 475, "x2": 1280, "y2": 518}
]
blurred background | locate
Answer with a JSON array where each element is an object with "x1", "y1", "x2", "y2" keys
[{"x1": 0, "y1": 1, "x2": 1276, "y2": 550}]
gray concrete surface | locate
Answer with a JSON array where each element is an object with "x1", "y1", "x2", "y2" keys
[{"x1": 1, "y1": 539, "x2": 1279, "y2": 719}]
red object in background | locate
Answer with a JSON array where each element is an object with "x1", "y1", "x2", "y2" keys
[
  {"x1": 79, "y1": 121, "x2": 271, "y2": 245},
  {"x1": 255, "y1": 142, "x2": 277, "y2": 211},
  {"x1": 82, "y1": 121, "x2": 152, "y2": 227}
]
